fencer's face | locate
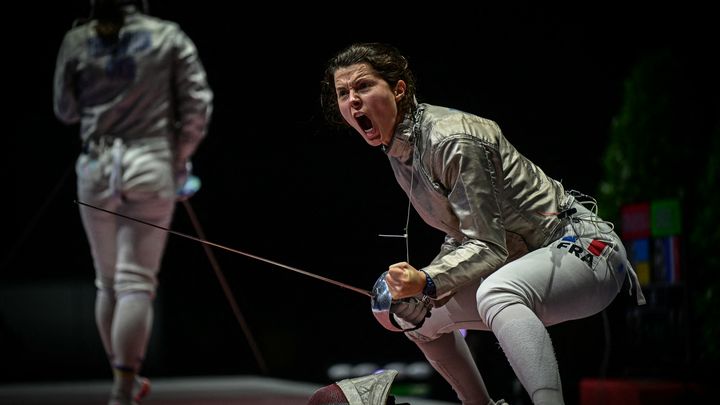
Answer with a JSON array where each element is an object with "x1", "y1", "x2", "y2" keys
[{"x1": 334, "y1": 63, "x2": 405, "y2": 147}]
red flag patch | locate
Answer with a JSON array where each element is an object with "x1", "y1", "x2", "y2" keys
[{"x1": 588, "y1": 240, "x2": 608, "y2": 256}]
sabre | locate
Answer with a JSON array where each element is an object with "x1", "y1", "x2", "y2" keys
[{"x1": 74, "y1": 200, "x2": 373, "y2": 298}]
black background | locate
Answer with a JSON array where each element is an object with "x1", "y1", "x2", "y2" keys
[{"x1": 2, "y1": 1, "x2": 711, "y2": 403}]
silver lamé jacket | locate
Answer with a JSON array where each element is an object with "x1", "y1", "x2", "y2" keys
[
  {"x1": 53, "y1": 7, "x2": 212, "y2": 170},
  {"x1": 385, "y1": 103, "x2": 571, "y2": 301}
]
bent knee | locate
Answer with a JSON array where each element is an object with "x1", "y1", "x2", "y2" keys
[{"x1": 476, "y1": 282, "x2": 528, "y2": 328}]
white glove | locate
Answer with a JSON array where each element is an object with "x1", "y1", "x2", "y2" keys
[{"x1": 176, "y1": 161, "x2": 201, "y2": 201}]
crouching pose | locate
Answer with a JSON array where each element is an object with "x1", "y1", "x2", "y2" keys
[{"x1": 321, "y1": 42, "x2": 644, "y2": 405}]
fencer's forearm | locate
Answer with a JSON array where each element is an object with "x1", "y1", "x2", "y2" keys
[
  {"x1": 173, "y1": 30, "x2": 213, "y2": 167},
  {"x1": 422, "y1": 239, "x2": 507, "y2": 300}
]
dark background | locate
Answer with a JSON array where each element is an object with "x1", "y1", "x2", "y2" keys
[{"x1": 1, "y1": 1, "x2": 713, "y2": 403}]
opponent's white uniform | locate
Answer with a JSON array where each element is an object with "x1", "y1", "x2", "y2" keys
[{"x1": 53, "y1": 4, "x2": 212, "y2": 393}]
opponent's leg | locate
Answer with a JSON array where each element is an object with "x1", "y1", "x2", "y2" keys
[
  {"x1": 110, "y1": 291, "x2": 153, "y2": 404},
  {"x1": 109, "y1": 196, "x2": 174, "y2": 403},
  {"x1": 79, "y1": 195, "x2": 121, "y2": 371},
  {"x1": 95, "y1": 287, "x2": 116, "y2": 361}
]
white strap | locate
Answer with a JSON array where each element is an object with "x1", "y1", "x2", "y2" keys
[{"x1": 109, "y1": 138, "x2": 125, "y2": 198}]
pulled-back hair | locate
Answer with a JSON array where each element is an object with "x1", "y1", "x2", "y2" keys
[{"x1": 321, "y1": 43, "x2": 417, "y2": 126}]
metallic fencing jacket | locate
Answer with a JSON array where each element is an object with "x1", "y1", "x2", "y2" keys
[
  {"x1": 385, "y1": 104, "x2": 570, "y2": 301},
  {"x1": 53, "y1": 7, "x2": 213, "y2": 169}
]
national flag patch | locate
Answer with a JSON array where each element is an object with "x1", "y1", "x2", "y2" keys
[
  {"x1": 588, "y1": 240, "x2": 608, "y2": 256},
  {"x1": 554, "y1": 238, "x2": 607, "y2": 269}
]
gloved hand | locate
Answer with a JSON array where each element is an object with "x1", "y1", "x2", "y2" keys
[
  {"x1": 176, "y1": 161, "x2": 201, "y2": 201},
  {"x1": 390, "y1": 295, "x2": 432, "y2": 327}
]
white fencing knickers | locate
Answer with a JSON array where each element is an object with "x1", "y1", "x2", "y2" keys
[{"x1": 403, "y1": 201, "x2": 644, "y2": 404}]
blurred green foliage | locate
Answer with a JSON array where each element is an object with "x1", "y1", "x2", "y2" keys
[{"x1": 598, "y1": 48, "x2": 719, "y2": 379}]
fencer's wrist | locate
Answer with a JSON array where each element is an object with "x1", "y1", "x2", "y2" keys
[{"x1": 421, "y1": 270, "x2": 436, "y2": 298}]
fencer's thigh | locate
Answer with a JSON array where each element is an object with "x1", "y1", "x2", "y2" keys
[
  {"x1": 406, "y1": 280, "x2": 490, "y2": 343},
  {"x1": 114, "y1": 197, "x2": 175, "y2": 294},
  {"x1": 476, "y1": 235, "x2": 625, "y2": 328},
  {"x1": 78, "y1": 193, "x2": 122, "y2": 290}
]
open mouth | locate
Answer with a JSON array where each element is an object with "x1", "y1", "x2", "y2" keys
[{"x1": 356, "y1": 115, "x2": 374, "y2": 132}]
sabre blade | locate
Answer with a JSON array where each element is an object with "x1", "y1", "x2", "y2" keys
[{"x1": 75, "y1": 200, "x2": 373, "y2": 297}]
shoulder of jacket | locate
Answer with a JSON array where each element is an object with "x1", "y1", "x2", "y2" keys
[
  {"x1": 421, "y1": 104, "x2": 501, "y2": 141},
  {"x1": 422, "y1": 103, "x2": 496, "y2": 125},
  {"x1": 131, "y1": 13, "x2": 182, "y2": 31}
]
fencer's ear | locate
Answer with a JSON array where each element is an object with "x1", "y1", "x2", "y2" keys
[{"x1": 394, "y1": 80, "x2": 406, "y2": 100}]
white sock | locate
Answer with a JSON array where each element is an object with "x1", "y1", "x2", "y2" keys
[
  {"x1": 95, "y1": 288, "x2": 116, "y2": 359},
  {"x1": 111, "y1": 291, "x2": 153, "y2": 397}
]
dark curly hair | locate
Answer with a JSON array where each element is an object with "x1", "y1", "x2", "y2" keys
[
  {"x1": 89, "y1": 0, "x2": 147, "y2": 42},
  {"x1": 320, "y1": 42, "x2": 417, "y2": 127}
]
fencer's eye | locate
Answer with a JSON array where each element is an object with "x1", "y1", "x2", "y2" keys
[
  {"x1": 336, "y1": 88, "x2": 349, "y2": 99},
  {"x1": 356, "y1": 81, "x2": 372, "y2": 92}
]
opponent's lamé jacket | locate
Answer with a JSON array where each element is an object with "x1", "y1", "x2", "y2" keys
[
  {"x1": 53, "y1": 7, "x2": 212, "y2": 169},
  {"x1": 385, "y1": 104, "x2": 571, "y2": 301}
]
